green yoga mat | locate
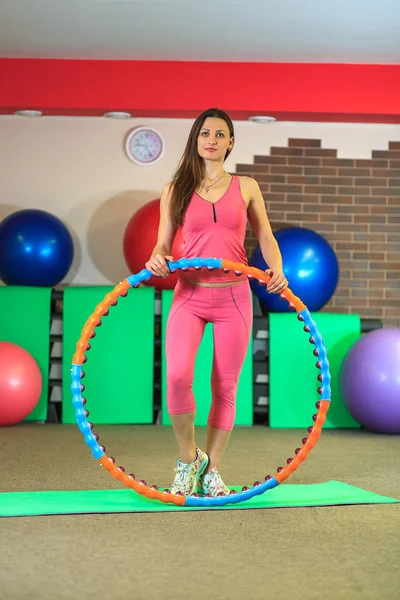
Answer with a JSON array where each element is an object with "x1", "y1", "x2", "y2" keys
[
  {"x1": 0, "y1": 285, "x2": 51, "y2": 421},
  {"x1": 269, "y1": 313, "x2": 361, "y2": 428},
  {"x1": 0, "y1": 482, "x2": 398, "y2": 517},
  {"x1": 62, "y1": 286, "x2": 154, "y2": 424},
  {"x1": 160, "y1": 289, "x2": 253, "y2": 427}
]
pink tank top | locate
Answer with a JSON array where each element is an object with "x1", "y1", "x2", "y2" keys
[{"x1": 179, "y1": 175, "x2": 248, "y2": 283}]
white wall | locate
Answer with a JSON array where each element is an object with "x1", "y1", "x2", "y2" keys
[{"x1": 0, "y1": 115, "x2": 399, "y2": 285}]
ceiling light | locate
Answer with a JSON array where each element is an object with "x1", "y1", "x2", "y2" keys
[
  {"x1": 103, "y1": 111, "x2": 132, "y2": 119},
  {"x1": 248, "y1": 116, "x2": 276, "y2": 123},
  {"x1": 14, "y1": 110, "x2": 43, "y2": 117}
]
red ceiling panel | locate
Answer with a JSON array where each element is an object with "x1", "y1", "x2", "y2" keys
[{"x1": 1, "y1": 59, "x2": 399, "y2": 122}]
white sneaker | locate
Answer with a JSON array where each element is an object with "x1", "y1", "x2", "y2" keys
[
  {"x1": 170, "y1": 448, "x2": 209, "y2": 496},
  {"x1": 199, "y1": 467, "x2": 230, "y2": 497}
]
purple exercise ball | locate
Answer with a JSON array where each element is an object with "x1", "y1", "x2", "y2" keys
[{"x1": 340, "y1": 328, "x2": 400, "y2": 434}]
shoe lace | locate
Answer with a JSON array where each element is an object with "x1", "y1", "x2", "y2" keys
[
  {"x1": 207, "y1": 469, "x2": 228, "y2": 495},
  {"x1": 172, "y1": 464, "x2": 190, "y2": 489}
]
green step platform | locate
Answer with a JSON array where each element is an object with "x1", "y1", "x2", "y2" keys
[
  {"x1": 269, "y1": 313, "x2": 361, "y2": 428},
  {"x1": 62, "y1": 286, "x2": 154, "y2": 424},
  {"x1": 0, "y1": 286, "x2": 52, "y2": 422}
]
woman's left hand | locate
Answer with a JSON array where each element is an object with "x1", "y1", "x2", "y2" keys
[{"x1": 265, "y1": 269, "x2": 289, "y2": 294}]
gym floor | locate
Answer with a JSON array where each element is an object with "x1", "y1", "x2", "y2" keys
[{"x1": 1, "y1": 424, "x2": 399, "y2": 600}]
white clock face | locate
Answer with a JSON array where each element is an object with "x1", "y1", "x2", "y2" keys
[{"x1": 125, "y1": 127, "x2": 165, "y2": 166}]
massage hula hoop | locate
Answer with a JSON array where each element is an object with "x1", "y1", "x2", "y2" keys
[{"x1": 71, "y1": 258, "x2": 331, "y2": 507}]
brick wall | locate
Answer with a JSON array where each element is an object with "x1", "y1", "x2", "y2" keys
[{"x1": 236, "y1": 138, "x2": 400, "y2": 328}]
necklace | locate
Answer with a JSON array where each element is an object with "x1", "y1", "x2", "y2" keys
[{"x1": 203, "y1": 170, "x2": 226, "y2": 193}]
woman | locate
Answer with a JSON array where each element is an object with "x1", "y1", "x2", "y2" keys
[{"x1": 146, "y1": 108, "x2": 287, "y2": 497}]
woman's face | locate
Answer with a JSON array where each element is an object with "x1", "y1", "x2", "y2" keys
[{"x1": 197, "y1": 117, "x2": 233, "y2": 162}]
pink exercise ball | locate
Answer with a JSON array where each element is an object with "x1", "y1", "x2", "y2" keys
[
  {"x1": 0, "y1": 341, "x2": 42, "y2": 426},
  {"x1": 123, "y1": 198, "x2": 184, "y2": 291}
]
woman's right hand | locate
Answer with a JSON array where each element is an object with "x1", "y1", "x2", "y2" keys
[{"x1": 145, "y1": 253, "x2": 174, "y2": 278}]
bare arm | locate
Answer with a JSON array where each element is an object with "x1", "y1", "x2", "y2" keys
[
  {"x1": 246, "y1": 177, "x2": 288, "y2": 293},
  {"x1": 146, "y1": 183, "x2": 178, "y2": 277}
]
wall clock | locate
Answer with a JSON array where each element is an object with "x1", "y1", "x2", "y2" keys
[{"x1": 125, "y1": 126, "x2": 165, "y2": 166}]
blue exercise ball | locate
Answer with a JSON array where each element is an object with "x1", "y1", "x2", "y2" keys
[
  {"x1": 0, "y1": 209, "x2": 74, "y2": 286},
  {"x1": 250, "y1": 227, "x2": 339, "y2": 312}
]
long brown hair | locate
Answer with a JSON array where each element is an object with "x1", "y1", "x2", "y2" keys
[{"x1": 169, "y1": 108, "x2": 234, "y2": 228}]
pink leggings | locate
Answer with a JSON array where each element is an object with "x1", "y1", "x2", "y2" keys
[{"x1": 166, "y1": 278, "x2": 253, "y2": 431}]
